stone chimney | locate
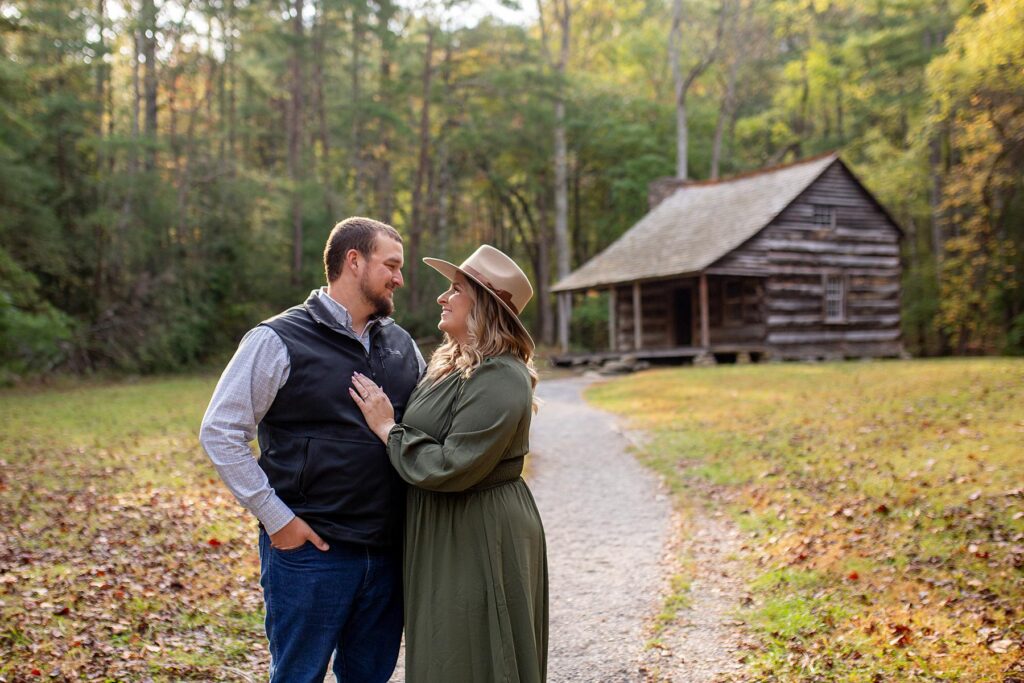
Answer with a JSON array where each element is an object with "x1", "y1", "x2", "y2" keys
[{"x1": 647, "y1": 177, "x2": 690, "y2": 210}]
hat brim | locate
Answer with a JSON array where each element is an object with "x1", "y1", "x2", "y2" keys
[{"x1": 423, "y1": 257, "x2": 535, "y2": 350}]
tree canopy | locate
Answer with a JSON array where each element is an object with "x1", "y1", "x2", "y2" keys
[{"x1": 1, "y1": 0, "x2": 1021, "y2": 378}]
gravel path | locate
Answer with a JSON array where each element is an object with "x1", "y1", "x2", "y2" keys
[
  {"x1": 378, "y1": 375, "x2": 747, "y2": 683},
  {"x1": 636, "y1": 510, "x2": 749, "y2": 682},
  {"x1": 528, "y1": 376, "x2": 673, "y2": 681}
]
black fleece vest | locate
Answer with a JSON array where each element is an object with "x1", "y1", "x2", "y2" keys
[{"x1": 256, "y1": 293, "x2": 420, "y2": 548}]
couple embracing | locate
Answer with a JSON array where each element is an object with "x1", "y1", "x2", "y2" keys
[{"x1": 200, "y1": 217, "x2": 548, "y2": 682}]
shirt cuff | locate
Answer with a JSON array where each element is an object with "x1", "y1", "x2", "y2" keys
[
  {"x1": 387, "y1": 422, "x2": 402, "y2": 443},
  {"x1": 254, "y1": 496, "x2": 295, "y2": 535}
]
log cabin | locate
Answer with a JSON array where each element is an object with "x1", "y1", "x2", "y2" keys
[{"x1": 551, "y1": 153, "x2": 904, "y2": 364}]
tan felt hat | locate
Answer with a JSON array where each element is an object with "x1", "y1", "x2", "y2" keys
[{"x1": 423, "y1": 244, "x2": 534, "y2": 346}]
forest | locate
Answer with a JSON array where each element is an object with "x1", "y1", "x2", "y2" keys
[{"x1": 1, "y1": 0, "x2": 1022, "y2": 378}]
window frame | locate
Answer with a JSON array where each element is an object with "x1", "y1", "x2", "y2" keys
[
  {"x1": 722, "y1": 279, "x2": 745, "y2": 327},
  {"x1": 822, "y1": 272, "x2": 847, "y2": 324},
  {"x1": 812, "y1": 204, "x2": 837, "y2": 229}
]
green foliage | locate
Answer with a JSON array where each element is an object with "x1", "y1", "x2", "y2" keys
[
  {"x1": 1007, "y1": 312, "x2": 1024, "y2": 355},
  {"x1": 0, "y1": 247, "x2": 74, "y2": 380},
  {"x1": 567, "y1": 290, "x2": 610, "y2": 351},
  {"x1": 927, "y1": 0, "x2": 1024, "y2": 354},
  {"x1": 0, "y1": 0, "x2": 1021, "y2": 377}
]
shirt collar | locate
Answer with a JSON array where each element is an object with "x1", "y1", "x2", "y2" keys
[{"x1": 315, "y1": 287, "x2": 380, "y2": 336}]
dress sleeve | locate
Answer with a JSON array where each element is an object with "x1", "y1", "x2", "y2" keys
[{"x1": 386, "y1": 359, "x2": 530, "y2": 493}]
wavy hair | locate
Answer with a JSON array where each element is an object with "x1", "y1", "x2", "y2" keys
[{"x1": 423, "y1": 277, "x2": 538, "y2": 411}]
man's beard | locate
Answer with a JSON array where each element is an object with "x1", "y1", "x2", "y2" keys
[{"x1": 360, "y1": 274, "x2": 394, "y2": 318}]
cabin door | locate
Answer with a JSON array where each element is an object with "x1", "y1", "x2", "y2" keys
[{"x1": 672, "y1": 287, "x2": 693, "y2": 346}]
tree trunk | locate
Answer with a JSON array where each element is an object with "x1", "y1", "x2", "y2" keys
[
  {"x1": 571, "y1": 156, "x2": 583, "y2": 263},
  {"x1": 349, "y1": 2, "x2": 366, "y2": 212},
  {"x1": 554, "y1": 107, "x2": 571, "y2": 348},
  {"x1": 227, "y1": 0, "x2": 237, "y2": 167},
  {"x1": 537, "y1": 191, "x2": 554, "y2": 345},
  {"x1": 176, "y1": 60, "x2": 215, "y2": 238},
  {"x1": 312, "y1": 0, "x2": 335, "y2": 218},
  {"x1": 836, "y1": 86, "x2": 844, "y2": 141},
  {"x1": 409, "y1": 26, "x2": 435, "y2": 311},
  {"x1": 95, "y1": 0, "x2": 106, "y2": 143},
  {"x1": 711, "y1": 50, "x2": 740, "y2": 180},
  {"x1": 216, "y1": 10, "x2": 226, "y2": 164},
  {"x1": 538, "y1": 238, "x2": 554, "y2": 345},
  {"x1": 288, "y1": 0, "x2": 305, "y2": 286},
  {"x1": 928, "y1": 121, "x2": 949, "y2": 353},
  {"x1": 375, "y1": 0, "x2": 396, "y2": 223},
  {"x1": 435, "y1": 38, "x2": 455, "y2": 259},
  {"x1": 929, "y1": 131, "x2": 944, "y2": 272},
  {"x1": 542, "y1": 0, "x2": 572, "y2": 351},
  {"x1": 141, "y1": 0, "x2": 157, "y2": 172},
  {"x1": 130, "y1": 31, "x2": 141, "y2": 175},
  {"x1": 167, "y1": 70, "x2": 178, "y2": 174},
  {"x1": 93, "y1": 0, "x2": 108, "y2": 302},
  {"x1": 670, "y1": 0, "x2": 687, "y2": 180},
  {"x1": 669, "y1": 0, "x2": 728, "y2": 180}
]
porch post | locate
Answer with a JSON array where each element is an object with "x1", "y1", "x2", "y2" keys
[
  {"x1": 632, "y1": 281, "x2": 643, "y2": 350},
  {"x1": 608, "y1": 287, "x2": 617, "y2": 351},
  {"x1": 699, "y1": 273, "x2": 710, "y2": 350}
]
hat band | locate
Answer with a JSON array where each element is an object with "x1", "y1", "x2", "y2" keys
[{"x1": 463, "y1": 265, "x2": 520, "y2": 315}]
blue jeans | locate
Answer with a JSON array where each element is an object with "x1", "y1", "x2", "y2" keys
[{"x1": 258, "y1": 529, "x2": 402, "y2": 683}]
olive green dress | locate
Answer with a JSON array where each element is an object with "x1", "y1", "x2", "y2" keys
[{"x1": 386, "y1": 355, "x2": 548, "y2": 683}]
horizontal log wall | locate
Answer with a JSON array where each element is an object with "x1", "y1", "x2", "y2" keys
[
  {"x1": 706, "y1": 277, "x2": 766, "y2": 345},
  {"x1": 715, "y1": 162, "x2": 903, "y2": 359},
  {"x1": 608, "y1": 161, "x2": 902, "y2": 358},
  {"x1": 614, "y1": 276, "x2": 768, "y2": 350},
  {"x1": 615, "y1": 281, "x2": 676, "y2": 350}
]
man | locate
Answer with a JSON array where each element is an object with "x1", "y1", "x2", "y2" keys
[{"x1": 199, "y1": 217, "x2": 424, "y2": 683}]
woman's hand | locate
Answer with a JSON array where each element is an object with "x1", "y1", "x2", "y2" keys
[{"x1": 350, "y1": 372, "x2": 397, "y2": 443}]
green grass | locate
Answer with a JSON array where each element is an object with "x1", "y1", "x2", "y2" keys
[
  {"x1": 588, "y1": 358, "x2": 1024, "y2": 682},
  {"x1": 647, "y1": 566, "x2": 695, "y2": 650},
  {"x1": 0, "y1": 374, "x2": 267, "y2": 681}
]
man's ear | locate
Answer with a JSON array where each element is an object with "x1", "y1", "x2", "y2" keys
[{"x1": 345, "y1": 248, "x2": 362, "y2": 273}]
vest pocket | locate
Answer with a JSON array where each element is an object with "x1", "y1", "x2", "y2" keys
[
  {"x1": 294, "y1": 437, "x2": 392, "y2": 521},
  {"x1": 257, "y1": 432, "x2": 308, "y2": 505}
]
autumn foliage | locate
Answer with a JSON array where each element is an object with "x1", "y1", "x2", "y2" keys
[{"x1": 590, "y1": 359, "x2": 1024, "y2": 681}]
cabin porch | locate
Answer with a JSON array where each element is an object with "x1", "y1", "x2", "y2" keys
[{"x1": 550, "y1": 273, "x2": 768, "y2": 367}]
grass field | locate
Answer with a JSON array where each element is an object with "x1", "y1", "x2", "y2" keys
[
  {"x1": 2, "y1": 360, "x2": 1021, "y2": 681},
  {"x1": 588, "y1": 358, "x2": 1024, "y2": 682},
  {"x1": 0, "y1": 375, "x2": 266, "y2": 681},
  {"x1": 0, "y1": 362, "x2": 569, "y2": 681}
]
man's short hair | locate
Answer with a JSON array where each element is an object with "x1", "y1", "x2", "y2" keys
[{"x1": 324, "y1": 217, "x2": 403, "y2": 282}]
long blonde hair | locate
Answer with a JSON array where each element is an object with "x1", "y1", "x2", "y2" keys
[{"x1": 423, "y1": 277, "x2": 539, "y2": 410}]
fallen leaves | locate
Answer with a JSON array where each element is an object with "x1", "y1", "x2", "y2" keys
[
  {"x1": 0, "y1": 445, "x2": 267, "y2": 681},
  {"x1": 889, "y1": 622, "x2": 913, "y2": 647},
  {"x1": 989, "y1": 638, "x2": 1017, "y2": 654},
  {"x1": 591, "y1": 359, "x2": 1024, "y2": 682}
]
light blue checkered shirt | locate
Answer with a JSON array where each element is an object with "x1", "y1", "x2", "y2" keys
[{"x1": 199, "y1": 288, "x2": 425, "y2": 534}]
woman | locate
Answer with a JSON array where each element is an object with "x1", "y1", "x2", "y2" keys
[{"x1": 349, "y1": 244, "x2": 548, "y2": 683}]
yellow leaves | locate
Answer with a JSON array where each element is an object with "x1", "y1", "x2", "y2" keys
[
  {"x1": 927, "y1": 0, "x2": 1024, "y2": 352},
  {"x1": 929, "y1": 0, "x2": 1024, "y2": 101},
  {"x1": 0, "y1": 376, "x2": 267, "y2": 680},
  {"x1": 592, "y1": 359, "x2": 1024, "y2": 680}
]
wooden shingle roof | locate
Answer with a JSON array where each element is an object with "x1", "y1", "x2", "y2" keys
[{"x1": 551, "y1": 153, "x2": 841, "y2": 292}]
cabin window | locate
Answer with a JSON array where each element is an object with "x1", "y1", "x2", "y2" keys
[
  {"x1": 723, "y1": 281, "x2": 744, "y2": 325},
  {"x1": 812, "y1": 204, "x2": 836, "y2": 228},
  {"x1": 722, "y1": 279, "x2": 761, "y2": 326},
  {"x1": 824, "y1": 273, "x2": 846, "y2": 322}
]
